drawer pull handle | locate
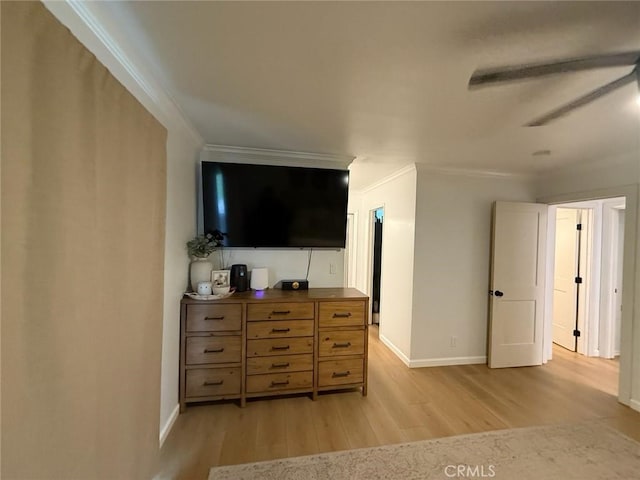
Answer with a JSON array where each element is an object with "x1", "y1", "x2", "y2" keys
[
  {"x1": 204, "y1": 316, "x2": 225, "y2": 321},
  {"x1": 270, "y1": 380, "x2": 290, "y2": 387},
  {"x1": 271, "y1": 310, "x2": 291, "y2": 315},
  {"x1": 271, "y1": 362, "x2": 290, "y2": 368},
  {"x1": 332, "y1": 342, "x2": 352, "y2": 348},
  {"x1": 204, "y1": 348, "x2": 224, "y2": 353},
  {"x1": 271, "y1": 328, "x2": 291, "y2": 333},
  {"x1": 271, "y1": 345, "x2": 290, "y2": 351},
  {"x1": 203, "y1": 380, "x2": 224, "y2": 386},
  {"x1": 332, "y1": 371, "x2": 351, "y2": 378},
  {"x1": 333, "y1": 312, "x2": 352, "y2": 318}
]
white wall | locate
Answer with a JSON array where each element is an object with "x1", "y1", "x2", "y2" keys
[
  {"x1": 410, "y1": 168, "x2": 536, "y2": 366},
  {"x1": 217, "y1": 248, "x2": 345, "y2": 288},
  {"x1": 535, "y1": 152, "x2": 640, "y2": 411},
  {"x1": 347, "y1": 190, "x2": 364, "y2": 289},
  {"x1": 159, "y1": 133, "x2": 201, "y2": 444},
  {"x1": 350, "y1": 165, "x2": 418, "y2": 363}
]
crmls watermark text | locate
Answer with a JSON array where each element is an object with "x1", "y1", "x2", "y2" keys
[{"x1": 444, "y1": 464, "x2": 496, "y2": 478}]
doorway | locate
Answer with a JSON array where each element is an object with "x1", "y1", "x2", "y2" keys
[
  {"x1": 548, "y1": 198, "x2": 626, "y2": 361},
  {"x1": 371, "y1": 207, "x2": 384, "y2": 325},
  {"x1": 553, "y1": 207, "x2": 590, "y2": 353},
  {"x1": 526, "y1": 186, "x2": 636, "y2": 406}
]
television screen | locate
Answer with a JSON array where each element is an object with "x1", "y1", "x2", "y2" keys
[{"x1": 202, "y1": 162, "x2": 349, "y2": 248}]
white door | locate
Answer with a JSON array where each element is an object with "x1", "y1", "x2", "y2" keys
[
  {"x1": 553, "y1": 208, "x2": 579, "y2": 351},
  {"x1": 489, "y1": 202, "x2": 547, "y2": 368}
]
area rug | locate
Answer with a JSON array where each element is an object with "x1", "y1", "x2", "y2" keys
[{"x1": 208, "y1": 421, "x2": 640, "y2": 479}]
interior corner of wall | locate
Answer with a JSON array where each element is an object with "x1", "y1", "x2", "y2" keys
[{"x1": 379, "y1": 333, "x2": 411, "y2": 367}]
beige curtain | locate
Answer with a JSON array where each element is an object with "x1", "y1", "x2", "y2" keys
[{"x1": 2, "y1": 2, "x2": 167, "y2": 478}]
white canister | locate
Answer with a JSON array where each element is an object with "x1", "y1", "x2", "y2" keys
[
  {"x1": 250, "y1": 268, "x2": 269, "y2": 290},
  {"x1": 190, "y1": 256, "x2": 213, "y2": 292},
  {"x1": 197, "y1": 281, "x2": 213, "y2": 295}
]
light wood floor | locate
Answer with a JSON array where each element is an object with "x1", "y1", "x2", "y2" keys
[{"x1": 157, "y1": 326, "x2": 640, "y2": 479}]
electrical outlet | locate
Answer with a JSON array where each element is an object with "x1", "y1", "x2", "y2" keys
[
  {"x1": 450, "y1": 336, "x2": 457, "y2": 347},
  {"x1": 329, "y1": 263, "x2": 336, "y2": 275}
]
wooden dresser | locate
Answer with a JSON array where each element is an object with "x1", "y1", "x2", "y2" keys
[{"x1": 179, "y1": 288, "x2": 368, "y2": 411}]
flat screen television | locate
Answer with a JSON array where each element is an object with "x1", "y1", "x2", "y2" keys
[{"x1": 202, "y1": 162, "x2": 349, "y2": 248}]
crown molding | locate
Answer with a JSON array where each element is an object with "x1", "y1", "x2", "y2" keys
[
  {"x1": 358, "y1": 164, "x2": 417, "y2": 194},
  {"x1": 201, "y1": 144, "x2": 355, "y2": 169},
  {"x1": 43, "y1": 0, "x2": 203, "y2": 145},
  {"x1": 415, "y1": 163, "x2": 535, "y2": 181},
  {"x1": 350, "y1": 161, "x2": 533, "y2": 195}
]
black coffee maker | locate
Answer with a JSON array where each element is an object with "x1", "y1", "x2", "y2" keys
[{"x1": 230, "y1": 264, "x2": 248, "y2": 292}]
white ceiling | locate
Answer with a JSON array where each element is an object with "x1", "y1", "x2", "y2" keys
[{"x1": 94, "y1": 1, "x2": 639, "y2": 185}]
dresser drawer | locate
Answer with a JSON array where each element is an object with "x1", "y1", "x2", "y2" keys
[
  {"x1": 247, "y1": 319, "x2": 314, "y2": 339},
  {"x1": 247, "y1": 337, "x2": 313, "y2": 357},
  {"x1": 319, "y1": 301, "x2": 366, "y2": 327},
  {"x1": 246, "y1": 371, "x2": 313, "y2": 393},
  {"x1": 246, "y1": 354, "x2": 313, "y2": 375},
  {"x1": 186, "y1": 367, "x2": 241, "y2": 397},
  {"x1": 186, "y1": 336, "x2": 241, "y2": 364},
  {"x1": 247, "y1": 302, "x2": 314, "y2": 321},
  {"x1": 186, "y1": 304, "x2": 242, "y2": 332},
  {"x1": 318, "y1": 359, "x2": 364, "y2": 387},
  {"x1": 319, "y1": 330, "x2": 365, "y2": 357}
]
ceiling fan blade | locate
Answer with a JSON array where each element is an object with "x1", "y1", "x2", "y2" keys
[
  {"x1": 526, "y1": 70, "x2": 637, "y2": 127},
  {"x1": 469, "y1": 51, "x2": 640, "y2": 88}
]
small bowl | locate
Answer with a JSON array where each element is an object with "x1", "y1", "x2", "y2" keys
[{"x1": 212, "y1": 284, "x2": 230, "y2": 295}]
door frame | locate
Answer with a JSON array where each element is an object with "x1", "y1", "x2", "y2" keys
[
  {"x1": 366, "y1": 205, "x2": 385, "y2": 326},
  {"x1": 600, "y1": 199, "x2": 626, "y2": 359},
  {"x1": 539, "y1": 185, "x2": 638, "y2": 407}
]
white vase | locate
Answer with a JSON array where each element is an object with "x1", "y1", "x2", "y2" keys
[{"x1": 190, "y1": 256, "x2": 214, "y2": 292}]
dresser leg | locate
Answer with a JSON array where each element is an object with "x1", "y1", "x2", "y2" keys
[
  {"x1": 362, "y1": 385, "x2": 367, "y2": 397},
  {"x1": 240, "y1": 397, "x2": 246, "y2": 408}
]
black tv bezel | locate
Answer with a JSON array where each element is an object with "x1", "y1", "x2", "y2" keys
[{"x1": 201, "y1": 161, "x2": 349, "y2": 249}]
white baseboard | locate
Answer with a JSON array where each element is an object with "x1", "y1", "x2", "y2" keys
[
  {"x1": 159, "y1": 404, "x2": 180, "y2": 448},
  {"x1": 379, "y1": 334, "x2": 411, "y2": 367},
  {"x1": 630, "y1": 399, "x2": 640, "y2": 413},
  {"x1": 409, "y1": 356, "x2": 487, "y2": 368},
  {"x1": 378, "y1": 334, "x2": 487, "y2": 368}
]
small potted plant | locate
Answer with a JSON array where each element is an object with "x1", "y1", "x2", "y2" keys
[
  {"x1": 187, "y1": 232, "x2": 220, "y2": 258},
  {"x1": 187, "y1": 231, "x2": 224, "y2": 291}
]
